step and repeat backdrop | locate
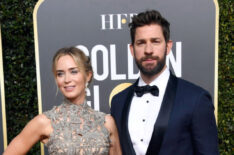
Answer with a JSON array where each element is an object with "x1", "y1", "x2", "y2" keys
[
  {"x1": 0, "y1": 26, "x2": 7, "y2": 154},
  {"x1": 34, "y1": 0, "x2": 218, "y2": 113}
]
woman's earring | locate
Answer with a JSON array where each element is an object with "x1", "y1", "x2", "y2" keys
[
  {"x1": 85, "y1": 82, "x2": 89, "y2": 95},
  {"x1": 55, "y1": 82, "x2": 59, "y2": 96}
]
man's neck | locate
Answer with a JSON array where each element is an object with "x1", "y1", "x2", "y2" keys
[{"x1": 140, "y1": 66, "x2": 167, "y2": 84}]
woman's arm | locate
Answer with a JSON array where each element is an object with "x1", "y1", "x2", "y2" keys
[
  {"x1": 3, "y1": 114, "x2": 52, "y2": 155},
  {"x1": 104, "y1": 114, "x2": 122, "y2": 155}
]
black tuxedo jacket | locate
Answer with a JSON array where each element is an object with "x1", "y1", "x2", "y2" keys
[{"x1": 111, "y1": 74, "x2": 219, "y2": 155}]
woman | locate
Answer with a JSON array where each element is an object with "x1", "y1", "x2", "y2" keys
[{"x1": 4, "y1": 47, "x2": 122, "y2": 154}]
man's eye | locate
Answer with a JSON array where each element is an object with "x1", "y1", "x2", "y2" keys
[
  {"x1": 136, "y1": 42, "x2": 145, "y2": 45},
  {"x1": 152, "y1": 40, "x2": 161, "y2": 44}
]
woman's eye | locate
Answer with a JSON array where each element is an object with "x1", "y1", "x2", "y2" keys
[
  {"x1": 71, "y1": 70, "x2": 78, "y2": 74},
  {"x1": 57, "y1": 72, "x2": 64, "y2": 77}
]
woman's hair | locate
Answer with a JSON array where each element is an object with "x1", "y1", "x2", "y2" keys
[{"x1": 52, "y1": 47, "x2": 93, "y2": 84}]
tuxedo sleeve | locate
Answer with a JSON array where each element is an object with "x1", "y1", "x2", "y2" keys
[{"x1": 191, "y1": 91, "x2": 219, "y2": 155}]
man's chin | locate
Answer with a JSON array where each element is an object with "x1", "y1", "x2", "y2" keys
[
  {"x1": 141, "y1": 69, "x2": 156, "y2": 76},
  {"x1": 142, "y1": 66, "x2": 157, "y2": 73},
  {"x1": 142, "y1": 64, "x2": 156, "y2": 70},
  {"x1": 141, "y1": 65, "x2": 165, "y2": 76}
]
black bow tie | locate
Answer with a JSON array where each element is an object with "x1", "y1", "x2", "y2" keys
[{"x1": 134, "y1": 85, "x2": 159, "y2": 97}]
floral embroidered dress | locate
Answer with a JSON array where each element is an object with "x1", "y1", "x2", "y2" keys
[{"x1": 43, "y1": 99, "x2": 110, "y2": 155}]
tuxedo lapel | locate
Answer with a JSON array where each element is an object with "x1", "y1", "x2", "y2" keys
[
  {"x1": 146, "y1": 74, "x2": 178, "y2": 155},
  {"x1": 121, "y1": 80, "x2": 139, "y2": 155}
]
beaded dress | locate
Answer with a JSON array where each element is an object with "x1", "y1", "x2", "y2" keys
[{"x1": 43, "y1": 99, "x2": 110, "y2": 155}]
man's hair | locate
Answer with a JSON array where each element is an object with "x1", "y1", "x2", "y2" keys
[{"x1": 129, "y1": 10, "x2": 170, "y2": 44}]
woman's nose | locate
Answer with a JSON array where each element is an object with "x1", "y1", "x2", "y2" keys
[{"x1": 64, "y1": 74, "x2": 71, "y2": 83}]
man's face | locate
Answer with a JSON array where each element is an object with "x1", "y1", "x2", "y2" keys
[{"x1": 130, "y1": 24, "x2": 172, "y2": 77}]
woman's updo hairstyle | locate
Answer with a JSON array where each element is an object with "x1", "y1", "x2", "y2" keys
[{"x1": 52, "y1": 47, "x2": 93, "y2": 84}]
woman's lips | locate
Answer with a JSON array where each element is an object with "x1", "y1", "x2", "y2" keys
[{"x1": 64, "y1": 86, "x2": 75, "y2": 91}]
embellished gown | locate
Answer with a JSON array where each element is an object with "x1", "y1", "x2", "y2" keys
[{"x1": 43, "y1": 99, "x2": 110, "y2": 155}]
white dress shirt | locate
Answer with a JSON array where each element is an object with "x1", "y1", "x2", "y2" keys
[{"x1": 128, "y1": 67, "x2": 170, "y2": 155}]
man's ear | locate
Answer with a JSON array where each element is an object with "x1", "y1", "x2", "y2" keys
[
  {"x1": 166, "y1": 40, "x2": 173, "y2": 55},
  {"x1": 129, "y1": 44, "x2": 134, "y2": 57}
]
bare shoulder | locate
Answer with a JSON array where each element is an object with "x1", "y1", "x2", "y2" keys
[
  {"x1": 32, "y1": 114, "x2": 51, "y2": 127},
  {"x1": 104, "y1": 114, "x2": 116, "y2": 133},
  {"x1": 24, "y1": 114, "x2": 52, "y2": 137},
  {"x1": 105, "y1": 114, "x2": 115, "y2": 123}
]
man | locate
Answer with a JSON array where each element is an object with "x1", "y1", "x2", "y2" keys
[{"x1": 111, "y1": 10, "x2": 219, "y2": 155}]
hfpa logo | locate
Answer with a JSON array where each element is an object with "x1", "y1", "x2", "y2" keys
[{"x1": 100, "y1": 13, "x2": 137, "y2": 30}]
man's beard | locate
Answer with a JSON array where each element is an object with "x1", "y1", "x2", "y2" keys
[{"x1": 135, "y1": 50, "x2": 167, "y2": 76}]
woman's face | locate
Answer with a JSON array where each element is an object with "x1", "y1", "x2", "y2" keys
[{"x1": 55, "y1": 55, "x2": 91, "y2": 104}]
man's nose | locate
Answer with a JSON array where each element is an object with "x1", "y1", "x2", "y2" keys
[{"x1": 144, "y1": 43, "x2": 153, "y2": 54}]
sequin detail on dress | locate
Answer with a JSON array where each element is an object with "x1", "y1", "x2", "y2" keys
[{"x1": 43, "y1": 100, "x2": 110, "y2": 155}]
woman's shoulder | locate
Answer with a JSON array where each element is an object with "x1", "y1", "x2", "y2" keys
[
  {"x1": 89, "y1": 110, "x2": 113, "y2": 129},
  {"x1": 104, "y1": 114, "x2": 115, "y2": 124},
  {"x1": 104, "y1": 114, "x2": 116, "y2": 133},
  {"x1": 43, "y1": 104, "x2": 63, "y2": 119},
  {"x1": 32, "y1": 114, "x2": 51, "y2": 127},
  {"x1": 21, "y1": 114, "x2": 52, "y2": 138}
]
